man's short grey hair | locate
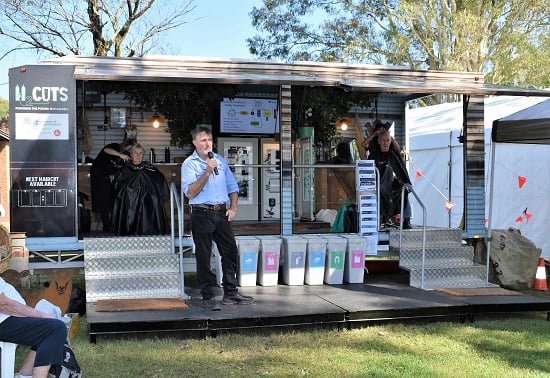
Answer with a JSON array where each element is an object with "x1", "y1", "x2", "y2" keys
[{"x1": 191, "y1": 126, "x2": 212, "y2": 140}]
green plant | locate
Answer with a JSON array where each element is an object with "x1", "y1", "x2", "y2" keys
[{"x1": 292, "y1": 86, "x2": 375, "y2": 145}]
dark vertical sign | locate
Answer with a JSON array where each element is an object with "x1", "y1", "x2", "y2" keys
[{"x1": 9, "y1": 65, "x2": 77, "y2": 237}]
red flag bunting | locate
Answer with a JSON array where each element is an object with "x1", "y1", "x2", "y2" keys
[
  {"x1": 515, "y1": 216, "x2": 523, "y2": 223},
  {"x1": 525, "y1": 212, "x2": 532, "y2": 222},
  {"x1": 445, "y1": 200, "x2": 455, "y2": 211},
  {"x1": 415, "y1": 170, "x2": 423, "y2": 180},
  {"x1": 518, "y1": 176, "x2": 527, "y2": 188}
]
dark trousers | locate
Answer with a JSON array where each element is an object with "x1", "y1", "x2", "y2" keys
[
  {"x1": 0, "y1": 316, "x2": 67, "y2": 367},
  {"x1": 190, "y1": 207, "x2": 239, "y2": 299}
]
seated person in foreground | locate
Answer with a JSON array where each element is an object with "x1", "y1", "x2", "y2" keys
[
  {"x1": 111, "y1": 143, "x2": 170, "y2": 236},
  {"x1": 0, "y1": 277, "x2": 67, "y2": 378},
  {"x1": 367, "y1": 129, "x2": 412, "y2": 229}
]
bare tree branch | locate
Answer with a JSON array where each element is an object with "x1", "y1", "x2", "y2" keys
[{"x1": 0, "y1": 0, "x2": 197, "y2": 59}]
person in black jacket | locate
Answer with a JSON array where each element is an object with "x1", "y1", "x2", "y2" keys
[
  {"x1": 367, "y1": 129, "x2": 412, "y2": 229},
  {"x1": 110, "y1": 143, "x2": 170, "y2": 236},
  {"x1": 90, "y1": 131, "x2": 136, "y2": 232}
]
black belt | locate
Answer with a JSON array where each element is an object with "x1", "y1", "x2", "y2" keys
[{"x1": 192, "y1": 204, "x2": 226, "y2": 211}]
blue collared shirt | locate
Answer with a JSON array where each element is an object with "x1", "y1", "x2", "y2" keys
[{"x1": 181, "y1": 150, "x2": 239, "y2": 205}]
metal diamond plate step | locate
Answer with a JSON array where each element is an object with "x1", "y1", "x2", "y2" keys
[
  {"x1": 408, "y1": 265, "x2": 495, "y2": 289},
  {"x1": 84, "y1": 236, "x2": 172, "y2": 256},
  {"x1": 85, "y1": 255, "x2": 180, "y2": 277},
  {"x1": 390, "y1": 228, "x2": 463, "y2": 246},
  {"x1": 399, "y1": 246, "x2": 474, "y2": 268},
  {"x1": 401, "y1": 258, "x2": 480, "y2": 270},
  {"x1": 84, "y1": 235, "x2": 184, "y2": 302},
  {"x1": 389, "y1": 227, "x2": 491, "y2": 289},
  {"x1": 86, "y1": 273, "x2": 182, "y2": 301}
]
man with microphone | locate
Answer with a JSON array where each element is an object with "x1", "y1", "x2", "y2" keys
[{"x1": 181, "y1": 126, "x2": 253, "y2": 311}]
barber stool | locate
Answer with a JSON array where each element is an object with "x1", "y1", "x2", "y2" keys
[{"x1": 0, "y1": 341, "x2": 17, "y2": 378}]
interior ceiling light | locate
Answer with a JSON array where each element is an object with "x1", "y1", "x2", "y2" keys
[
  {"x1": 336, "y1": 117, "x2": 350, "y2": 131},
  {"x1": 146, "y1": 112, "x2": 165, "y2": 128}
]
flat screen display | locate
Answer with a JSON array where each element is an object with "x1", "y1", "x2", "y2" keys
[{"x1": 220, "y1": 98, "x2": 279, "y2": 135}]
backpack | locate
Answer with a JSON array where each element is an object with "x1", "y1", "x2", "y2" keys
[{"x1": 48, "y1": 340, "x2": 82, "y2": 378}]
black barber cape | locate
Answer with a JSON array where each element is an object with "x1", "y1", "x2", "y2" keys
[
  {"x1": 371, "y1": 150, "x2": 411, "y2": 218},
  {"x1": 111, "y1": 163, "x2": 170, "y2": 236}
]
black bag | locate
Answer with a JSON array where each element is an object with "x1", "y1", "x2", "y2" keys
[
  {"x1": 77, "y1": 192, "x2": 91, "y2": 234},
  {"x1": 67, "y1": 285, "x2": 86, "y2": 316},
  {"x1": 48, "y1": 341, "x2": 82, "y2": 378}
]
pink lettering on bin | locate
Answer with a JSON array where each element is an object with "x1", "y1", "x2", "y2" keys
[
  {"x1": 264, "y1": 252, "x2": 278, "y2": 271},
  {"x1": 351, "y1": 250, "x2": 364, "y2": 268}
]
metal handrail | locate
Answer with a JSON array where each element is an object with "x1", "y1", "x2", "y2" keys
[
  {"x1": 400, "y1": 183, "x2": 427, "y2": 289},
  {"x1": 169, "y1": 182, "x2": 189, "y2": 299}
]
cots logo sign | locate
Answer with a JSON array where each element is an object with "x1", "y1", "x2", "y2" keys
[{"x1": 14, "y1": 84, "x2": 69, "y2": 106}]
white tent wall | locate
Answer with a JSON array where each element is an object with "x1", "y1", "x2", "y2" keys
[{"x1": 407, "y1": 96, "x2": 550, "y2": 259}]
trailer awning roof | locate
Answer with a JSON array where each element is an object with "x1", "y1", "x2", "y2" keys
[
  {"x1": 32, "y1": 55, "x2": 550, "y2": 97},
  {"x1": 492, "y1": 98, "x2": 550, "y2": 144}
]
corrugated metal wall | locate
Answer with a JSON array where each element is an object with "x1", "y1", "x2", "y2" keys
[
  {"x1": 340, "y1": 94, "x2": 407, "y2": 152},
  {"x1": 280, "y1": 85, "x2": 293, "y2": 235},
  {"x1": 79, "y1": 93, "x2": 192, "y2": 162},
  {"x1": 462, "y1": 95, "x2": 485, "y2": 238}
]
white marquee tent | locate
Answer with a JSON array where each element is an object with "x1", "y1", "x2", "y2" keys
[{"x1": 407, "y1": 96, "x2": 550, "y2": 259}]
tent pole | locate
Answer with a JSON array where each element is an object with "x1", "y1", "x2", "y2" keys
[
  {"x1": 448, "y1": 130, "x2": 452, "y2": 228},
  {"x1": 485, "y1": 141, "x2": 497, "y2": 284}
]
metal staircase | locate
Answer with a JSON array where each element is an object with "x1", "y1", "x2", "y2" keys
[
  {"x1": 84, "y1": 236, "x2": 186, "y2": 301},
  {"x1": 84, "y1": 184, "x2": 192, "y2": 303},
  {"x1": 392, "y1": 227, "x2": 493, "y2": 289}
]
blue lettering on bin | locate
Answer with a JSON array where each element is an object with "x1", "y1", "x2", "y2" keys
[
  {"x1": 290, "y1": 251, "x2": 304, "y2": 268},
  {"x1": 309, "y1": 251, "x2": 324, "y2": 268},
  {"x1": 241, "y1": 252, "x2": 257, "y2": 272}
]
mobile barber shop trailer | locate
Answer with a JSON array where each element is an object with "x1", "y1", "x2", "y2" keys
[{"x1": 7, "y1": 56, "x2": 550, "y2": 290}]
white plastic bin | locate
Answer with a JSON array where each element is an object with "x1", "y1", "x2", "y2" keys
[
  {"x1": 281, "y1": 236, "x2": 307, "y2": 285},
  {"x1": 257, "y1": 236, "x2": 282, "y2": 286},
  {"x1": 342, "y1": 235, "x2": 367, "y2": 283},
  {"x1": 364, "y1": 231, "x2": 379, "y2": 255},
  {"x1": 304, "y1": 236, "x2": 327, "y2": 285},
  {"x1": 323, "y1": 235, "x2": 347, "y2": 284},
  {"x1": 236, "y1": 236, "x2": 260, "y2": 287}
]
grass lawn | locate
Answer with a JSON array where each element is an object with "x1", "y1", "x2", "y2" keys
[{"x1": 15, "y1": 274, "x2": 549, "y2": 377}]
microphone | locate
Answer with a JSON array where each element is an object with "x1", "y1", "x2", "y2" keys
[{"x1": 207, "y1": 151, "x2": 218, "y2": 175}]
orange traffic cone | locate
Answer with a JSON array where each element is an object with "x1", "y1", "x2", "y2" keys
[{"x1": 533, "y1": 257, "x2": 548, "y2": 291}]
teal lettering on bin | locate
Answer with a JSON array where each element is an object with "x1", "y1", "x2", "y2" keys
[
  {"x1": 351, "y1": 250, "x2": 364, "y2": 268},
  {"x1": 241, "y1": 252, "x2": 257, "y2": 272},
  {"x1": 330, "y1": 251, "x2": 345, "y2": 269},
  {"x1": 264, "y1": 251, "x2": 278, "y2": 271},
  {"x1": 290, "y1": 251, "x2": 304, "y2": 268},
  {"x1": 309, "y1": 251, "x2": 324, "y2": 268}
]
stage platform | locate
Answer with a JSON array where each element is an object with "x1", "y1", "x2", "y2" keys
[{"x1": 85, "y1": 272, "x2": 550, "y2": 343}]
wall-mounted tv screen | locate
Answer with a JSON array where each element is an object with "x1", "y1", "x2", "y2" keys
[{"x1": 220, "y1": 98, "x2": 279, "y2": 135}]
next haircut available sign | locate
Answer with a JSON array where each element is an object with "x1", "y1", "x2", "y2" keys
[{"x1": 9, "y1": 65, "x2": 77, "y2": 237}]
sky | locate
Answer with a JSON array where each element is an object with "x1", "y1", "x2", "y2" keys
[{"x1": 0, "y1": 0, "x2": 262, "y2": 99}]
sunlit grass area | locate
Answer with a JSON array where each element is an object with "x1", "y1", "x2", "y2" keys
[{"x1": 15, "y1": 311, "x2": 550, "y2": 378}]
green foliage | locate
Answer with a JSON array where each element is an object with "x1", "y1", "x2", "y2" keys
[
  {"x1": 292, "y1": 86, "x2": 375, "y2": 145},
  {"x1": 109, "y1": 82, "x2": 374, "y2": 147},
  {"x1": 111, "y1": 82, "x2": 238, "y2": 147},
  {"x1": 248, "y1": 0, "x2": 550, "y2": 88},
  {"x1": 0, "y1": 97, "x2": 8, "y2": 118}
]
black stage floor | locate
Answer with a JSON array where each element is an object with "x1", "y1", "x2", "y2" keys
[{"x1": 85, "y1": 273, "x2": 550, "y2": 343}]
